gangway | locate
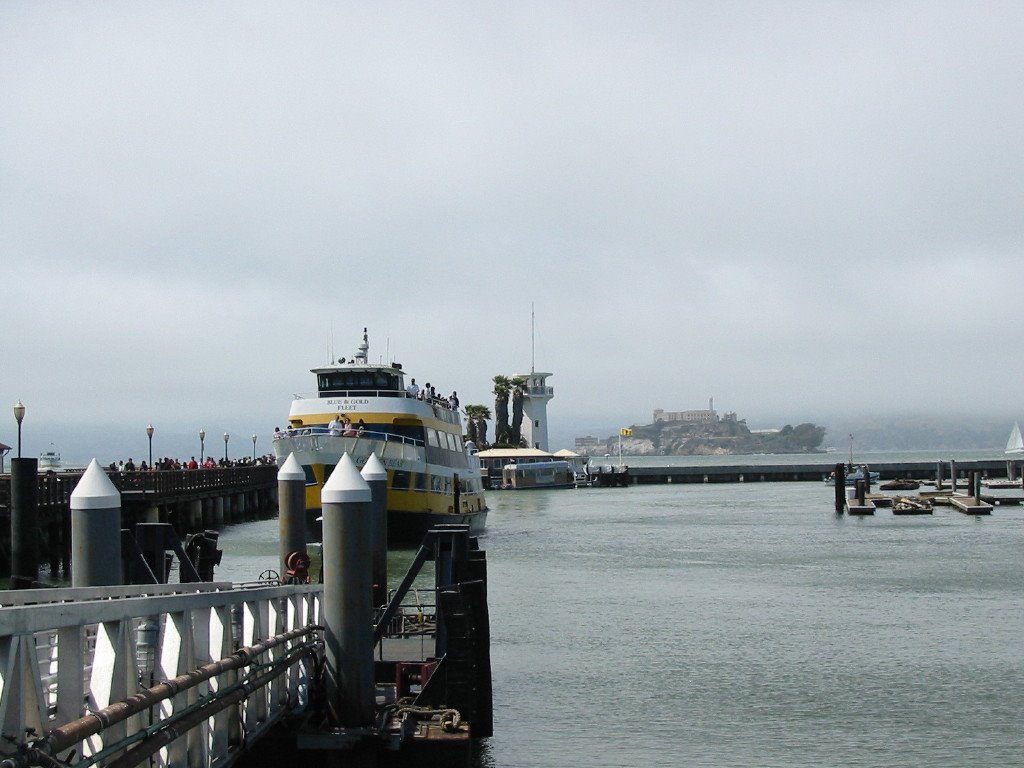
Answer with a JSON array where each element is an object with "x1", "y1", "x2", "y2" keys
[{"x1": 0, "y1": 582, "x2": 322, "y2": 768}]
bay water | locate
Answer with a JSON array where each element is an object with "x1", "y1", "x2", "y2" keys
[{"x1": 217, "y1": 476, "x2": 1024, "y2": 767}]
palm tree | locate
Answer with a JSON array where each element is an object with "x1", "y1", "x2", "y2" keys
[
  {"x1": 463, "y1": 404, "x2": 492, "y2": 448},
  {"x1": 509, "y1": 376, "x2": 528, "y2": 447},
  {"x1": 492, "y1": 375, "x2": 512, "y2": 446}
]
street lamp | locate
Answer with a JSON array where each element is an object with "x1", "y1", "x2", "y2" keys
[
  {"x1": 13, "y1": 400, "x2": 25, "y2": 458},
  {"x1": 251, "y1": 433, "x2": 257, "y2": 461},
  {"x1": 146, "y1": 423, "x2": 154, "y2": 468},
  {"x1": 223, "y1": 432, "x2": 229, "y2": 463},
  {"x1": 199, "y1": 429, "x2": 206, "y2": 464}
]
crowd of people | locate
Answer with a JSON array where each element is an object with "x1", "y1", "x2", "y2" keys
[
  {"x1": 404, "y1": 378, "x2": 459, "y2": 410},
  {"x1": 107, "y1": 454, "x2": 277, "y2": 472}
]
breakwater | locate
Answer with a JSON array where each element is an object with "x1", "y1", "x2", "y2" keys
[{"x1": 597, "y1": 458, "x2": 1018, "y2": 484}]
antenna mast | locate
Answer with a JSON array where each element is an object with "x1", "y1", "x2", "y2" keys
[{"x1": 531, "y1": 303, "x2": 535, "y2": 373}]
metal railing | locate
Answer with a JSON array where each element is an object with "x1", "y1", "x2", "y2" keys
[{"x1": 0, "y1": 582, "x2": 322, "y2": 768}]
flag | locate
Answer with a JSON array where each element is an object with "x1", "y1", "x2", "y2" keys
[{"x1": 619, "y1": 428, "x2": 633, "y2": 437}]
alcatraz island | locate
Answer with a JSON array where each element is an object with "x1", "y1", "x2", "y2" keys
[{"x1": 575, "y1": 401, "x2": 826, "y2": 457}]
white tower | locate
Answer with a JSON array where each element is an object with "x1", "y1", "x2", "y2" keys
[{"x1": 518, "y1": 371, "x2": 554, "y2": 451}]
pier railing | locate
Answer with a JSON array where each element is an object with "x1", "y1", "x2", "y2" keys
[
  {"x1": 0, "y1": 582, "x2": 322, "y2": 768},
  {"x1": 0, "y1": 466, "x2": 280, "y2": 514}
]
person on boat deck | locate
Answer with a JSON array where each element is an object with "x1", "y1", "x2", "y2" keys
[
  {"x1": 273, "y1": 426, "x2": 283, "y2": 440},
  {"x1": 124, "y1": 458, "x2": 136, "y2": 472},
  {"x1": 327, "y1": 416, "x2": 342, "y2": 436},
  {"x1": 406, "y1": 378, "x2": 419, "y2": 398},
  {"x1": 356, "y1": 418, "x2": 366, "y2": 436},
  {"x1": 450, "y1": 390, "x2": 459, "y2": 410},
  {"x1": 342, "y1": 416, "x2": 357, "y2": 437}
]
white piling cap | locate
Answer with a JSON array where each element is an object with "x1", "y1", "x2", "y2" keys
[
  {"x1": 278, "y1": 453, "x2": 305, "y2": 481},
  {"x1": 70, "y1": 459, "x2": 121, "y2": 510},
  {"x1": 361, "y1": 452, "x2": 387, "y2": 482},
  {"x1": 322, "y1": 453, "x2": 371, "y2": 504}
]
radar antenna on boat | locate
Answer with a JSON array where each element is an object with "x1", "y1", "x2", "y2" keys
[{"x1": 354, "y1": 327, "x2": 369, "y2": 364}]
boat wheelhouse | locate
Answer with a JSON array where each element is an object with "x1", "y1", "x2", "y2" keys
[{"x1": 272, "y1": 329, "x2": 487, "y2": 543}]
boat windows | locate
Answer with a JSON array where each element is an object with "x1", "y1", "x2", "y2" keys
[
  {"x1": 391, "y1": 470, "x2": 411, "y2": 490},
  {"x1": 430, "y1": 475, "x2": 443, "y2": 492},
  {"x1": 427, "y1": 429, "x2": 441, "y2": 448},
  {"x1": 317, "y1": 371, "x2": 401, "y2": 394},
  {"x1": 414, "y1": 472, "x2": 427, "y2": 491}
]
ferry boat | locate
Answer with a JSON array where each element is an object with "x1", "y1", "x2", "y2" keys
[{"x1": 272, "y1": 329, "x2": 487, "y2": 543}]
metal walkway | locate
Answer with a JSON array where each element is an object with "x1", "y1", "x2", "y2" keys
[{"x1": 0, "y1": 582, "x2": 322, "y2": 768}]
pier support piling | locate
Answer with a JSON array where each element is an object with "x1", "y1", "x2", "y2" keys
[
  {"x1": 320, "y1": 453, "x2": 375, "y2": 728},
  {"x1": 70, "y1": 459, "x2": 123, "y2": 587},
  {"x1": 277, "y1": 454, "x2": 307, "y2": 580},
  {"x1": 949, "y1": 460, "x2": 957, "y2": 492},
  {"x1": 833, "y1": 463, "x2": 845, "y2": 514},
  {"x1": 10, "y1": 457, "x2": 39, "y2": 588},
  {"x1": 360, "y1": 453, "x2": 388, "y2": 608}
]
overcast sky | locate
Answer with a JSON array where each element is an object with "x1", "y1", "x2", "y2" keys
[{"x1": 2, "y1": 2, "x2": 1023, "y2": 461}]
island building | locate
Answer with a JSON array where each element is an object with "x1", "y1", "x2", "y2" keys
[
  {"x1": 574, "y1": 436, "x2": 602, "y2": 453},
  {"x1": 653, "y1": 398, "x2": 718, "y2": 424},
  {"x1": 518, "y1": 370, "x2": 554, "y2": 451}
]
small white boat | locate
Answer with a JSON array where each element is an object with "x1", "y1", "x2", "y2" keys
[
  {"x1": 39, "y1": 446, "x2": 61, "y2": 471},
  {"x1": 1005, "y1": 423, "x2": 1024, "y2": 455}
]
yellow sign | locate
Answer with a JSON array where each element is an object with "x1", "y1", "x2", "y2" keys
[{"x1": 619, "y1": 428, "x2": 633, "y2": 437}]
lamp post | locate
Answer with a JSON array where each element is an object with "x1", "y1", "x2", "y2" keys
[
  {"x1": 199, "y1": 429, "x2": 206, "y2": 464},
  {"x1": 251, "y1": 433, "x2": 257, "y2": 462},
  {"x1": 146, "y1": 424, "x2": 154, "y2": 468},
  {"x1": 223, "y1": 432, "x2": 229, "y2": 463},
  {"x1": 13, "y1": 400, "x2": 25, "y2": 458}
]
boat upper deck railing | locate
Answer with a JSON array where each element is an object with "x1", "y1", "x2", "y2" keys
[{"x1": 275, "y1": 427, "x2": 425, "y2": 448}]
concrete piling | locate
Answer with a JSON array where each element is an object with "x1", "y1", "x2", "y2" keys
[
  {"x1": 277, "y1": 453, "x2": 307, "y2": 579},
  {"x1": 949, "y1": 459, "x2": 957, "y2": 492},
  {"x1": 360, "y1": 453, "x2": 388, "y2": 608},
  {"x1": 70, "y1": 459, "x2": 123, "y2": 587},
  {"x1": 10, "y1": 457, "x2": 39, "y2": 588},
  {"x1": 320, "y1": 453, "x2": 374, "y2": 728}
]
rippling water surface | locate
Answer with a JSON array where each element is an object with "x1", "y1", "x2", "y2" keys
[{"x1": 218, "y1": 481, "x2": 1024, "y2": 768}]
